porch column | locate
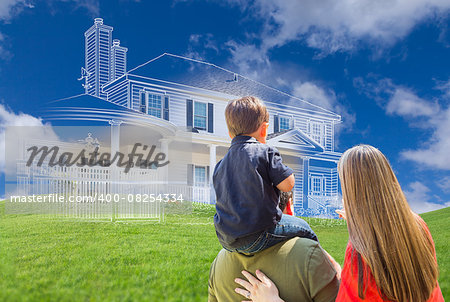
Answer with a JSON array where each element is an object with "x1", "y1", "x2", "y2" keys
[
  {"x1": 159, "y1": 138, "x2": 171, "y2": 182},
  {"x1": 208, "y1": 144, "x2": 217, "y2": 203},
  {"x1": 109, "y1": 119, "x2": 123, "y2": 155},
  {"x1": 303, "y1": 157, "x2": 309, "y2": 210},
  {"x1": 335, "y1": 160, "x2": 342, "y2": 207},
  {"x1": 109, "y1": 119, "x2": 122, "y2": 221}
]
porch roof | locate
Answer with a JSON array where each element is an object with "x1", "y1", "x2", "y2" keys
[
  {"x1": 39, "y1": 94, "x2": 178, "y2": 137},
  {"x1": 267, "y1": 128, "x2": 324, "y2": 156}
]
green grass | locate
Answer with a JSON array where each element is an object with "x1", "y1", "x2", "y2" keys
[
  {"x1": 421, "y1": 207, "x2": 450, "y2": 298},
  {"x1": 0, "y1": 201, "x2": 448, "y2": 301}
]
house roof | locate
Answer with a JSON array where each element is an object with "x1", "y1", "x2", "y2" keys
[{"x1": 127, "y1": 53, "x2": 340, "y2": 119}]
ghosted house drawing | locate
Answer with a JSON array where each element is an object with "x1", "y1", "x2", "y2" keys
[{"x1": 42, "y1": 18, "x2": 342, "y2": 217}]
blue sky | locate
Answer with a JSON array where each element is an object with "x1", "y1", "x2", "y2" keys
[{"x1": 0, "y1": 0, "x2": 449, "y2": 213}]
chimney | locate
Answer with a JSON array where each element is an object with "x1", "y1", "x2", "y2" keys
[{"x1": 94, "y1": 18, "x2": 103, "y2": 25}]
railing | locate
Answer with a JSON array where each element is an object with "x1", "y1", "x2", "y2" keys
[
  {"x1": 14, "y1": 162, "x2": 213, "y2": 220},
  {"x1": 308, "y1": 195, "x2": 341, "y2": 210}
]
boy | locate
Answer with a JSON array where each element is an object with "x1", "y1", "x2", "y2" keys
[{"x1": 213, "y1": 96, "x2": 318, "y2": 254}]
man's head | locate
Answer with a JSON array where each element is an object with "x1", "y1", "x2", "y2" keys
[
  {"x1": 225, "y1": 96, "x2": 269, "y2": 143},
  {"x1": 279, "y1": 191, "x2": 293, "y2": 213}
]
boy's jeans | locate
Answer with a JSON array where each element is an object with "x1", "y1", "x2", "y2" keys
[{"x1": 225, "y1": 214, "x2": 318, "y2": 255}]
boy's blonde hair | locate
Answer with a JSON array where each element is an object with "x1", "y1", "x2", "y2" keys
[{"x1": 225, "y1": 96, "x2": 269, "y2": 137}]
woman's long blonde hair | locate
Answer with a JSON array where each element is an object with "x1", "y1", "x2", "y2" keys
[{"x1": 338, "y1": 145, "x2": 438, "y2": 301}]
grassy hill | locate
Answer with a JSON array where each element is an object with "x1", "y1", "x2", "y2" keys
[{"x1": 0, "y1": 201, "x2": 448, "y2": 301}]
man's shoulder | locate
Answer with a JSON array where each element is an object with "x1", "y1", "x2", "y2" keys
[
  {"x1": 210, "y1": 238, "x2": 339, "y2": 302},
  {"x1": 215, "y1": 237, "x2": 321, "y2": 264},
  {"x1": 274, "y1": 237, "x2": 322, "y2": 261}
]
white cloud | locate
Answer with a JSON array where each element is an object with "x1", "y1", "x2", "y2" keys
[
  {"x1": 355, "y1": 76, "x2": 450, "y2": 170},
  {"x1": 435, "y1": 78, "x2": 450, "y2": 99},
  {"x1": 292, "y1": 82, "x2": 335, "y2": 111},
  {"x1": 0, "y1": 0, "x2": 27, "y2": 20},
  {"x1": 291, "y1": 81, "x2": 355, "y2": 137},
  {"x1": 437, "y1": 176, "x2": 450, "y2": 193},
  {"x1": 225, "y1": 40, "x2": 270, "y2": 80},
  {"x1": 0, "y1": 1, "x2": 99, "y2": 58},
  {"x1": 53, "y1": 0, "x2": 99, "y2": 17},
  {"x1": 184, "y1": 33, "x2": 219, "y2": 61},
  {"x1": 0, "y1": 0, "x2": 29, "y2": 58},
  {"x1": 386, "y1": 88, "x2": 440, "y2": 118},
  {"x1": 403, "y1": 181, "x2": 449, "y2": 213},
  {"x1": 222, "y1": 0, "x2": 450, "y2": 62},
  {"x1": 0, "y1": 104, "x2": 58, "y2": 174},
  {"x1": 401, "y1": 107, "x2": 450, "y2": 169}
]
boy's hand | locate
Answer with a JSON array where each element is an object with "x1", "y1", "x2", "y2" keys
[{"x1": 276, "y1": 174, "x2": 294, "y2": 192}]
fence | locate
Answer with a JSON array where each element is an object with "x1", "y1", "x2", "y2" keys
[{"x1": 14, "y1": 161, "x2": 212, "y2": 220}]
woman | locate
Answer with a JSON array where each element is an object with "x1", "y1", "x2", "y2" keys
[{"x1": 235, "y1": 145, "x2": 444, "y2": 302}]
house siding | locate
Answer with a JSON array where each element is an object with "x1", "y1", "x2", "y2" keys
[
  {"x1": 104, "y1": 77, "x2": 128, "y2": 107},
  {"x1": 106, "y1": 77, "x2": 337, "y2": 151}
]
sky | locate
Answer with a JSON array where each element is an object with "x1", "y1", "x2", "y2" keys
[{"x1": 0, "y1": 0, "x2": 449, "y2": 213}]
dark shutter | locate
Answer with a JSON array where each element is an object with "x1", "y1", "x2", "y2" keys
[
  {"x1": 140, "y1": 92, "x2": 146, "y2": 113},
  {"x1": 140, "y1": 91, "x2": 145, "y2": 105},
  {"x1": 206, "y1": 166, "x2": 210, "y2": 185},
  {"x1": 186, "y1": 99, "x2": 193, "y2": 128},
  {"x1": 289, "y1": 117, "x2": 295, "y2": 129},
  {"x1": 187, "y1": 164, "x2": 194, "y2": 186},
  {"x1": 207, "y1": 103, "x2": 214, "y2": 133},
  {"x1": 163, "y1": 96, "x2": 169, "y2": 121},
  {"x1": 274, "y1": 115, "x2": 280, "y2": 133}
]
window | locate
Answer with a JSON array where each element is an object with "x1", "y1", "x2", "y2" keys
[
  {"x1": 310, "y1": 175, "x2": 325, "y2": 196},
  {"x1": 279, "y1": 116, "x2": 292, "y2": 131},
  {"x1": 194, "y1": 166, "x2": 207, "y2": 187},
  {"x1": 308, "y1": 121, "x2": 325, "y2": 146},
  {"x1": 194, "y1": 101, "x2": 207, "y2": 130},
  {"x1": 139, "y1": 92, "x2": 163, "y2": 118},
  {"x1": 147, "y1": 93, "x2": 162, "y2": 118}
]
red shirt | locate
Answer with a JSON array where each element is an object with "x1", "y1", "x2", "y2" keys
[
  {"x1": 284, "y1": 201, "x2": 293, "y2": 216},
  {"x1": 336, "y1": 218, "x2": 444, "y2": 301}
]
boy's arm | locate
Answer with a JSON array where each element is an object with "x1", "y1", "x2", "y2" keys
[
  {"x1": 267, "y1": 146, "x2": 294, "y2": 190},
  {"x1": 276, "y1": 174, "x2": 295, "y2": 192}
]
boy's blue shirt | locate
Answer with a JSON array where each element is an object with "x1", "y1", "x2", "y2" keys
[{"x1": 213, "y1": 135, "x2": 293, "y2": 249}]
